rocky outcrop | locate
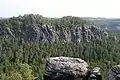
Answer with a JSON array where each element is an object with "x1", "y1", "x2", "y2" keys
[
  {"x1": 90, "y1": 67, "x2": 102, "y2": 80},
  {"x1": 0, "y1": 15, "x2": 108, "y2": 43},
  {"x1": 0, "y1": 24, "x2": 108, "y2": 43},
  {"x1": 44, "y1": 57, "x2": 102, "y2": 80},
  {"x1": 108, "y1": 65, "x2": 120, "y2": 80}
]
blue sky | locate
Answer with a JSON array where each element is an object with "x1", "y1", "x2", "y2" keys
[{"x1": 0, "y1": 0, "x2": 120, "y2": 18}]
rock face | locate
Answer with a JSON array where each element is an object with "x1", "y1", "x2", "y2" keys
[
  {"x1": 44, "y1": 57, "x2": 102, "y2": 80},
  {"x1": 0, "y1": 24, "x2": 108, "y2": 43},
  {"x1": 89, "y1": 67, "x2": 102, "y2": 80},
  {"x1": 0, "y1": 15, "x2": 108, "y2": 43},
  {"x1": 108, "y1": 65, "x2": 120, "y2": 80}
]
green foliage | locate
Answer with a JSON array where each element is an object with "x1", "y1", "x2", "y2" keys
[
  {"x1": 0, "y1": 14, "x2": 120, "y2": 80},
  {"x1": 0, "y1": 36, "x2": 120, "y2": 80},
  {"x1": 4, "y1": 71, "x2": 22, "y2": 80},
  {"x1": 0, "y1": 14, "x2": 87, "y2": 29},
  {"x1": 18, "y1": 63, "x2": 34, "y2": 80},
  {"x1": 0, "y1": 63, "x2": 34, "y2": 80}
]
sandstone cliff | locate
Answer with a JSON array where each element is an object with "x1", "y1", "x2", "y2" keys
[{"x1": 0, "y1": 14, "x2": 108, "y2": 43}]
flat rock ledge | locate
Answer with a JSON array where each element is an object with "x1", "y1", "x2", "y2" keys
[
  {"x1": 45, "y1": 57, "x2": 88, "y2": 77},
  {"x1": 44, "y1": 57, "x2": 102, "y2": 80}
]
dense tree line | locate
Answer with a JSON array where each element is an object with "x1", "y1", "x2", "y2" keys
[
  {"x1": 0, "y1": 36, "x2": 119, "y2": 80},
  {"x1": 0, "y1": 14, "x2": 90, "y2": 43},
  {"x1": 0, "y1": 14, "x2": 87, "y2": 29},
  {"x1": 0, "y1": 14, "x2": 120, "y2": 80}
]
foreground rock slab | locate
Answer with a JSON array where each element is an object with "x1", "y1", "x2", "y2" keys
[
  {"x1": 108, "y1": 65, "x2": 120, "y2": 80},
  {"x1": 44, "y1": 57, "x2": 102, "y2": 80}
]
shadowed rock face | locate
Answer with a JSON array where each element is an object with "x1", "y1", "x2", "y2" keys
[
  {"x1": 44, "y1": 57, "x2": 89, "y2": 80},
  {"x1": 44, "y1": 57, "x2": 102, "y2": 80},
  {"x1": 0, "y1": 24, "x2": 108, "y2": 43},
  {"x1": 0, "y1": 15, "x2": 108, "y2": 43},
  {"x1": 108, "y1": 65, "x2": 120, "y2": 80}
]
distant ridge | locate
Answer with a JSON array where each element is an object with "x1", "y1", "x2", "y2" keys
[
  {"x1": 83, "y1": 17, "x2": 120, "y2": 33},
  {"x1": 0, "y1": 14, "x2": 107, "y2": 43}
]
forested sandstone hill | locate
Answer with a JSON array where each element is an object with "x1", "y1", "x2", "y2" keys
[{"x1": 0, "y1": 14, "x2": 108, "y2": 43}]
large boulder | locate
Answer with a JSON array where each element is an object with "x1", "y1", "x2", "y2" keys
[
  {"x1": 108, "y1": 65, "x2": 120, "y2": 80},
  {"x1": 44, "y1": 57, "x2": 102, "y2": 80},
  {"x1": 44, "y1": 57, "x2": 89, "y2": 80}
]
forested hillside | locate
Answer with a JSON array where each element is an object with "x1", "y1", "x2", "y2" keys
[
  {"x1": 0, "y1": 14, "x2": 107, "y2": 43},
  {"x1": 0, "y1": 14, "x2": 119, "y2": 80},
  {"x1": 84, "y1": 17, "x2": 120, "y2": 33}
]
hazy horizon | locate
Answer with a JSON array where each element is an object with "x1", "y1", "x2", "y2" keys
[{"x1": 1, "y1": 0, "x2": 120, "y2": 18}]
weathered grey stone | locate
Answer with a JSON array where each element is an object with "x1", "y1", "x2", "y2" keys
[
  {"x1": 0, "y1": 23, "x2": 108, "y2": 43},
  {"x1": 108, "y1": 65, "x2": 120, "y2": 80},
  {"x1": 89, "y1": 67, "x2": 102, "y2": 80},
  {"x1": 44, "y1": 57, "x2": 102, "y2": 80},
  {"x1": 45, "y1": 57, "x2": 88, "y2": 76},
  {"x1": 44, "y1": 57, "x2": 89, "y2": 80}
]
